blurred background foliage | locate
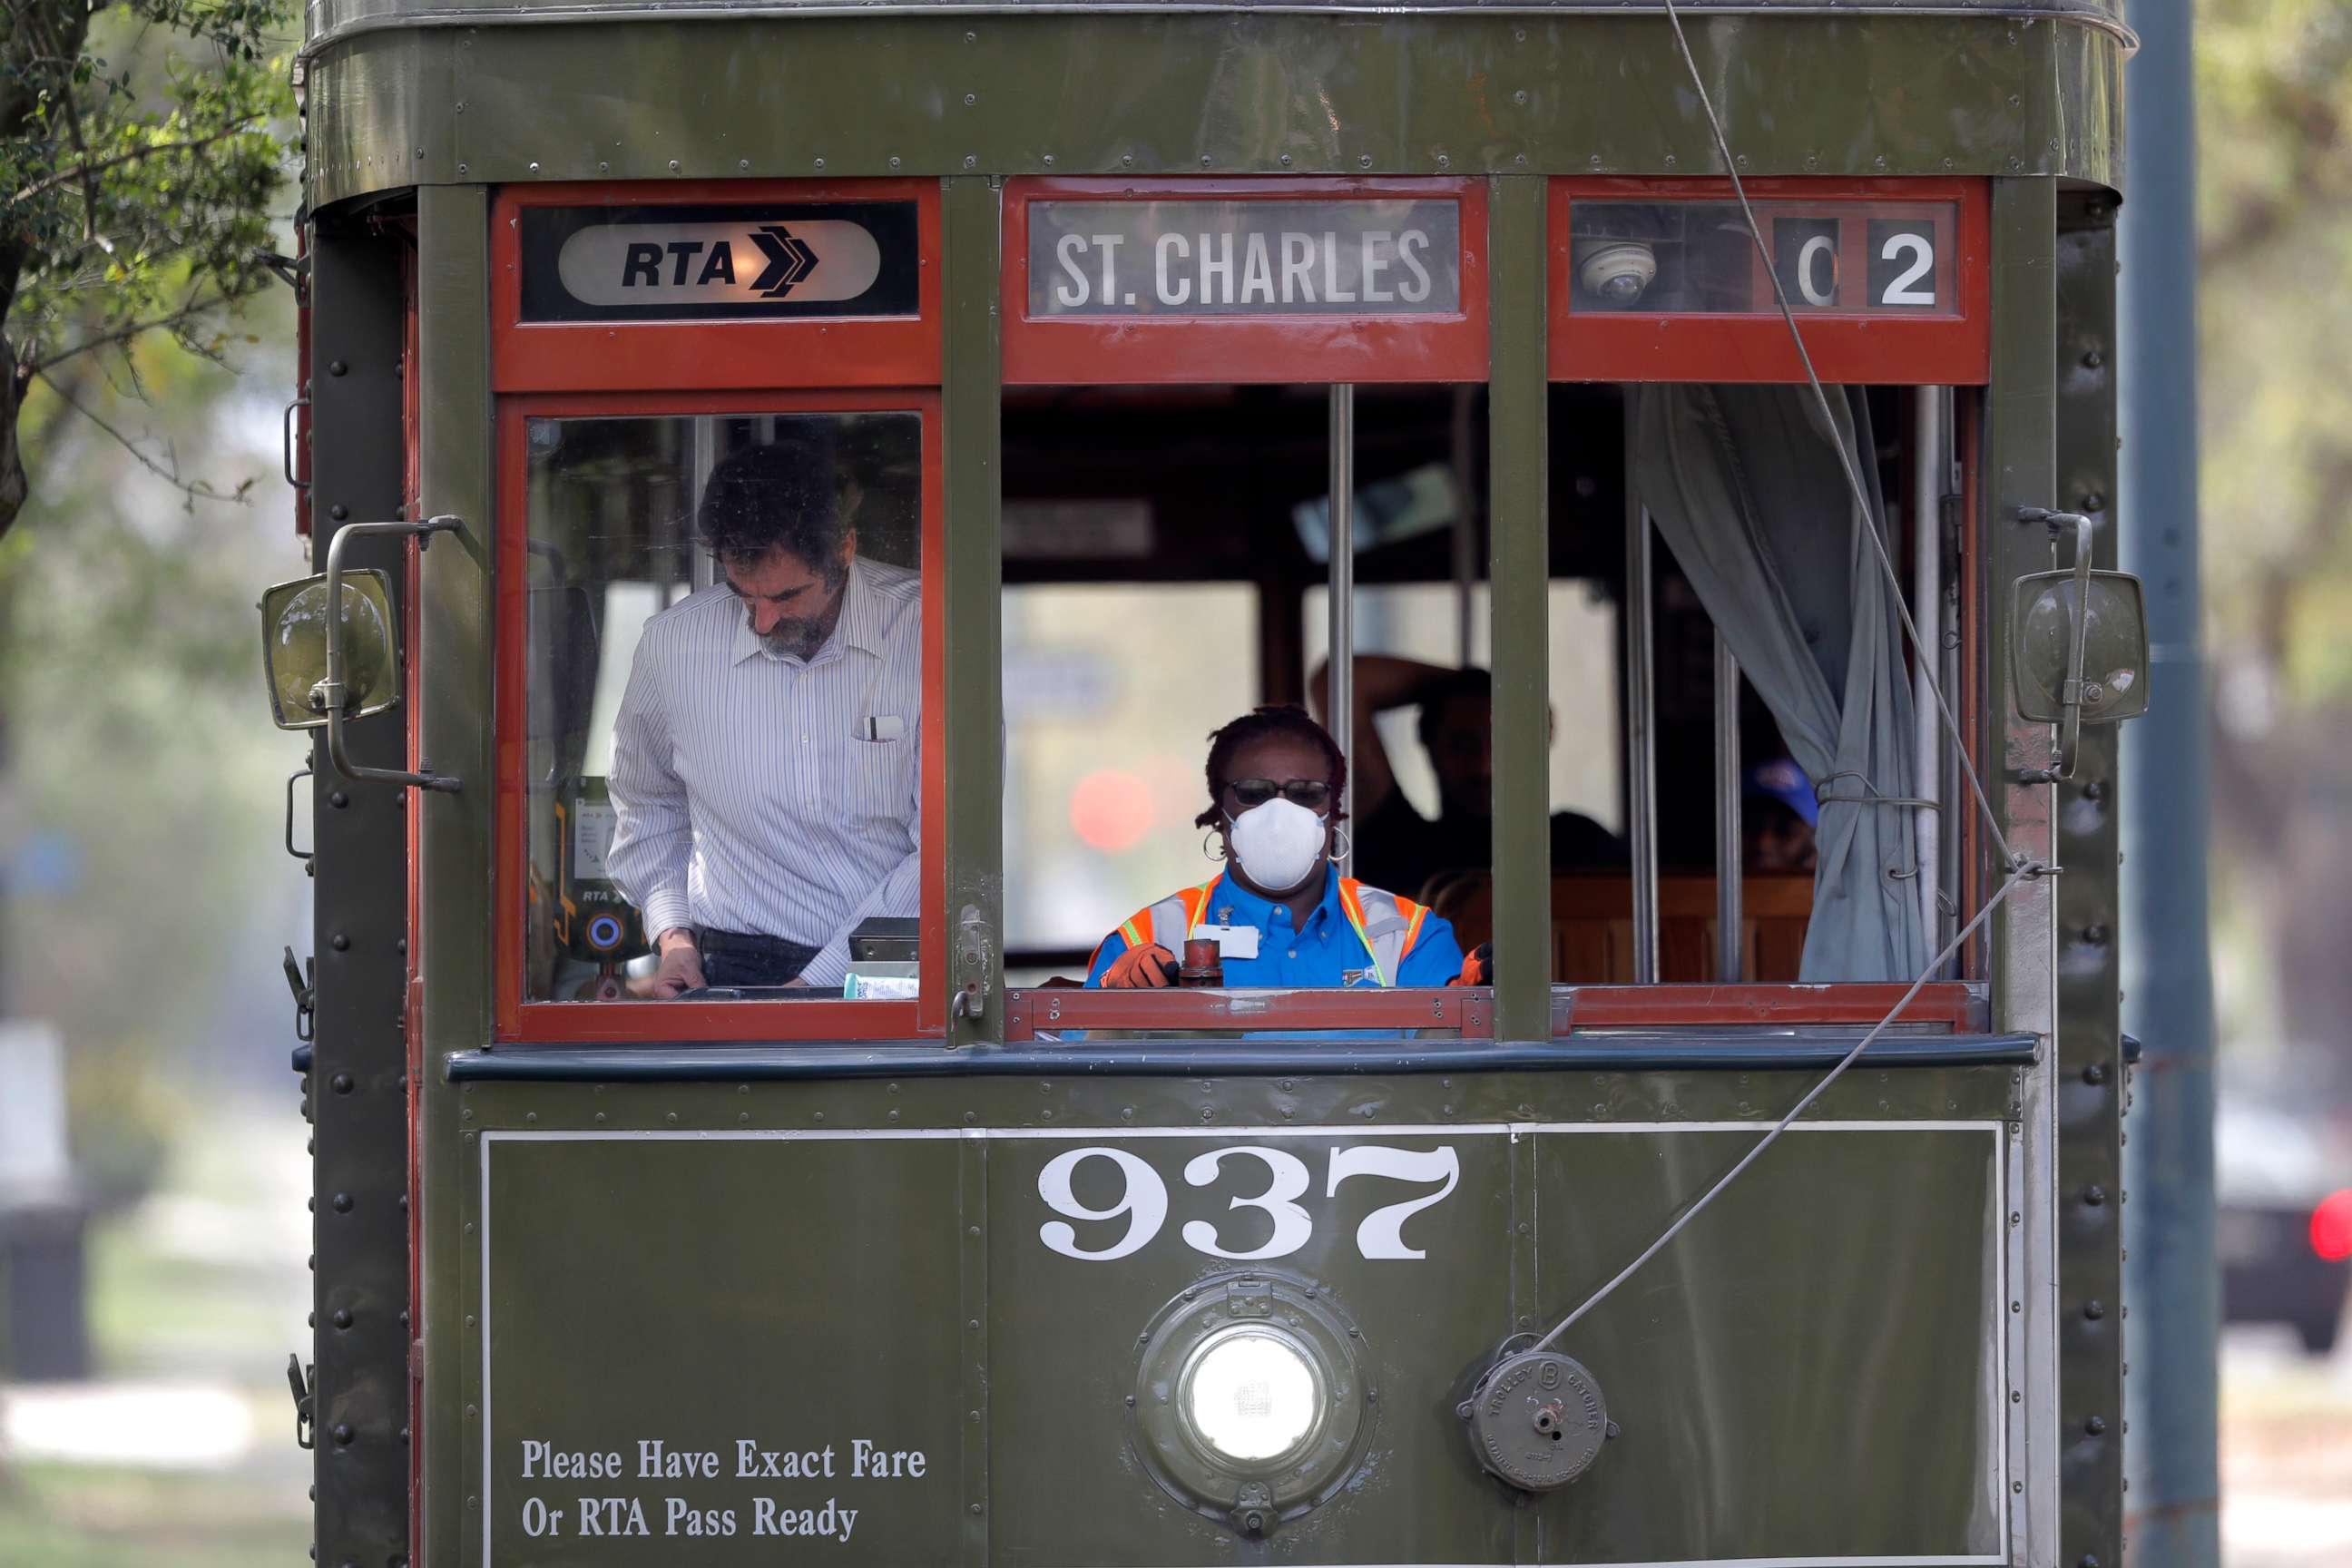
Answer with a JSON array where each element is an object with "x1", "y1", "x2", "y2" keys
[{"x1": 2194, "y1": 0, "x2": 2352, "y2": 1096}]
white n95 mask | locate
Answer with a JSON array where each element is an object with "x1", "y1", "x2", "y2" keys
[{"x1": 1227, "y1": 799, "x2": 1328, "y2": 894}]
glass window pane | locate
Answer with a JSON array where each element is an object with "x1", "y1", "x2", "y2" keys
[
  {"x1": 524, "y1": 410, "x2": 924, "y2": 1004},
  {"x1": 1002, "y1": 583, "x2": 1256, "y2": 979},
  {"x1": 1568, "y1": 200, "x2": 1960, "y2": 318}
]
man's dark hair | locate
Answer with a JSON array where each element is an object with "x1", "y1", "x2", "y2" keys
[
  {"x1": 1194, "y1": 705, "x2": 1349, "y2": 828},
  {"x1": 696, "y1": 441, "x2": 849, "y2": 570},
  {"x1": 1415, "y1": 666, "x2": 1493, "y2": 753}
]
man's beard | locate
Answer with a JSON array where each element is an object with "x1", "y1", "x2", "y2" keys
[
  {"x1": 760, "y1": 616, "x2": 830, "y2": 661},
  {"x1": 758, "y1": 562, "x2": 848, "y2": 660}
]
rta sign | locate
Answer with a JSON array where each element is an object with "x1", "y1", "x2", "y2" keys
[
  {"x1": 610, "y1": 224, "x2": 819, "y2": 297},
  {"x1": 519, "y1": 202, "x2": 922, "y2": 322}
]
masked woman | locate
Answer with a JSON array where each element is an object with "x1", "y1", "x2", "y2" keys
[{"x1": 1087, "y1": 706, "x2": 1465, "y2": 989}]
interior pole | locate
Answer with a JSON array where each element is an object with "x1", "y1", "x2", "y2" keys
[
  {"x1": 1328, "y1": 384, "x2": 1356, "y2": 878},
  {"x1": 1626, "y1": 478, "x2": 1661, "y2": 985},
  {"x1": 1713, "y1": 631, "x2": 1742, "y2": 981},
  {"x1": 1913, "y1": 387, "x2": 1945, "y2": 956}
]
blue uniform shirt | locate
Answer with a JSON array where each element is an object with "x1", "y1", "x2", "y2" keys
[{"x1": 1085, "y1": 867, "x2": 1464, "y2": 988}]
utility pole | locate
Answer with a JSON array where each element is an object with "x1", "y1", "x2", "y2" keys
[{"x1": 2118, "y1": 0, "x2": 2221, "y2": 1563}]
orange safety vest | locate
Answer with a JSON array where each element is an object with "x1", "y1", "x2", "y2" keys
[{"x1": 1099, "y1": 873, "x2": 1433, "y2": 988}]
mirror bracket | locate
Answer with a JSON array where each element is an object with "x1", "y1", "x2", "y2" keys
[
  {"x1": 2014, "y1": 508, "x2": 2096, "y2": 780},
  {"x1": 324, "y1": 514, "x2": 465, "y2": 795}
]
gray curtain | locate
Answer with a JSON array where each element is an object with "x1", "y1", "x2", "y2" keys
[{"x1": 1632, "y1": 384, "x2": 1928, "y2": 982}]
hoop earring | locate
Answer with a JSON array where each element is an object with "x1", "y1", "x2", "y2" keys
[
  {"x1": 1332, "y1": 826, "x2": 1354, "y2": 863},
  {"x1": 1202, "y1": 831, "x2": 1227, "y2": 862}
]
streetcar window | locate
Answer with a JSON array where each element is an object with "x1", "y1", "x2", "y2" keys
[
  {"x1": 1002, "y1": 583, "x2": 1258, "y2": 970},
  {"x1": 1566, "y1": 381, "x2": 1957, "y2": 986},
  {"x1": 1000, "y1": 383, "x2": 1477, "y2": 1024},
  {"x1": 521, "y1": 410, "x2": 925, "y2": 1004}
]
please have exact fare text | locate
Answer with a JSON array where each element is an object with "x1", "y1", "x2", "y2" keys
[{"x1": 515, "y1": 1437, "x2": 929, "y2": 1541}]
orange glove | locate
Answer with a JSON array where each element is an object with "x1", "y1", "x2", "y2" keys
[
  {"x1": 1452, "y1": 942, "x2": 1494, "y2": 987},
  {"x1": 1102, "y1": 942, "x2": 1179, "y2": 988}
]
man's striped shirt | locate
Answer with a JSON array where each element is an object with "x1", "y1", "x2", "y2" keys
[{"x1": 606, "y1": 554, "x2": 921, "y2": 987}]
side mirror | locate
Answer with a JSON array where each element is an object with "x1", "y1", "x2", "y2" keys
[
  {"x1": 260, "y1": 569, "x2": 401, "y2": 731},
  {"x1": 2010, "y1": 510, "x2": 2151, "y2": 779}
]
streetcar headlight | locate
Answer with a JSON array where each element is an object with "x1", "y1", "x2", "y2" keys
[{"x1": 1183, "y1": 1330, "x2": 1321, "y2": 1463}]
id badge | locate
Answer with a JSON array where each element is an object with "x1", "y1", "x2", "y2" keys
[{"x1": 1193, "y1": 924, "x2": 1260, "y2": 961}]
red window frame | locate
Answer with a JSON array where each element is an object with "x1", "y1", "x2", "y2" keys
[
  {"x1": 489, "y1": 180, "x2": 942, "y2": 394},
  {"x1": 1548, "y1": 177, "x2": 1991, "y2": 385},
  {"x1": 492, "y1": 387, "x2": 948, "y2": 1044},
  {"x1": 1002, "y1": 176, "x2": 1490, "y2": 385}
]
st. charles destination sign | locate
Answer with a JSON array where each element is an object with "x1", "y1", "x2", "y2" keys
[{"x1": 1028, "y1": 198, "x2": 1462, "y2": 318}]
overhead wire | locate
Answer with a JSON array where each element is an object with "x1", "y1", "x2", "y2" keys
[{"x1": 1518, "y1": 0, "x2": 2051, "y2": 1357}]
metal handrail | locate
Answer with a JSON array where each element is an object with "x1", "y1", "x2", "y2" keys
[{"x1": 321, "y1": 514, "x2": 465, "y2": 794}]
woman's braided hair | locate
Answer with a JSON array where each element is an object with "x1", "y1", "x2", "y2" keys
[{"x1": 1193, "y1": 704, "x2": 1349, "y2": 830}]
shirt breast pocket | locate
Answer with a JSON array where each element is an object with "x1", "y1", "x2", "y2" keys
[{"x1": 845, "y1": 721, "x2": 915, "y2": 828}]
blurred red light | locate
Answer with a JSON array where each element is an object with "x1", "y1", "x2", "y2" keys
[{"x1": 2312, "y1": 1189, "x2": 2352, "y2": 1263}]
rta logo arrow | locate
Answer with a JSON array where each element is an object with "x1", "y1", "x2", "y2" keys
[{"x1": 750, "y1": 225, "x2": 818, "y2": 297}]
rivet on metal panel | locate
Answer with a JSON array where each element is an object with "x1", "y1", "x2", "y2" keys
[
  {"x1": 969, "y1": 1226, "x2": 981, "y2": 1239},
  {"x1": 814, "y1": 1111, "x2": 826, "y2": 1122},
  {"x1": 892, "y1": 1109, "x2": 905, "y2": 1122},
  {"x1": 1436, "y1": 153, "x2": 1449, "y2": 169},
  {"x1": 2084, "y1": 1299, "x2": 2106, "y2": 1319},
  {"x1": 1041, "y1": 154, "x2": 1054, "y2": 167},
  {"x1": 965, "y1": 1112, "x2": 976, "y2": 1124},
  {"x1": 965, "y1": 156, "x2": 977, "y2": 170},
  {"x1": 598, "y1": 161, "x2": 609, "y2": 173},
  {"x1": 1200, "y1": 155, "x2": 1211, "y2": 167},
  {"x1": 1513, "y1": 90, "x2": 1527, "y2": 105},
  {"x1": 527, "y1": 162, "x2": 539, "y2": 174},
  {"x1": 2084, "y1": 1415, "x2": 2107, "y2": 1436},
  {"x1": 456, "y1": 163, "x2": 468, "y2": 175},
  {"x1": 333, "y1": 1424, "x2": 354, "y2": 1446},
  {"x1": 970, "y1": 1504, "x2": 983, "y2": 1515},
  {"x1": 332, "y1": 1073, "x2": 353, "y2": 1093},
  {"x1": 815, "y1": 159, "x2": 826, "y2": 172},
  {"x1": 331, "y1": 934, "x2": 349, "y2": 951},
  {"x1": 593, "y1": 1111, "x2": 605, "y2": 1123},
  {"x1": 328, "y1": 503, "x2": 348, "y2": 521},
  {"x1": 1122, "y1": 154, "x2": 1133, "y2": 166},
  {"x1": 738, "y1": 1112, "x2": 750, "y2": 1124},
  {"x1": 669, "y1": 160, "x2": 680, "y2": 172},
  {"x1": 524, "y1": 1112, "x2": 536, "y2": 1124},
  {"x1": 1663, "y1": 154, "x2": 1678, "y2": 170},
  {"x1": 1121, "y1": 1107, "x2": 1135, "y2": 1120},
  {"x1": 2084, "y1": 1185, "x2": 2108, "y2": 1207},
  {"x1": 332, "y1": 1193, "x2": 352, "y2": 1212},
  {"x1": 889, "y1": 156, "x2": 902, "y2": 170}
]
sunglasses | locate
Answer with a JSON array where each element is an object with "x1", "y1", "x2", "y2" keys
[{"x1": 1224, "y1": 778, "x2": 1335, "y2": 811}]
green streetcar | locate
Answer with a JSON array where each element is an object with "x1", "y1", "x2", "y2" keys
[{"x1": 263, "y1": 0, "x2": 2150, "y2": 1563}]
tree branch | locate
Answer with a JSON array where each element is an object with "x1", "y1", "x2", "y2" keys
[
  {"x1": 5, "y1": 123, "x2": 264, "y2": 210},
  {"x1": 30, "y1": 368, "x2": 254, "y2": 510},
  {"x1": 28, "y1": 288, "x2": 230, "y2": 377}
]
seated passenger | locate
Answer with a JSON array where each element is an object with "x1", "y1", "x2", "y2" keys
[
  {"x1": 1309, "y1": 657, "x2": 1626, "y2": 898},
  {"x1": 607, "y1": 441, "x2": 920, "y2": 995},
  {"x1": 1743, "y1": 758, "x2": 1819, "y2": 874},
  {"x1": 1087, "y1": 706, "x2": 1465, "y2": 989}
]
